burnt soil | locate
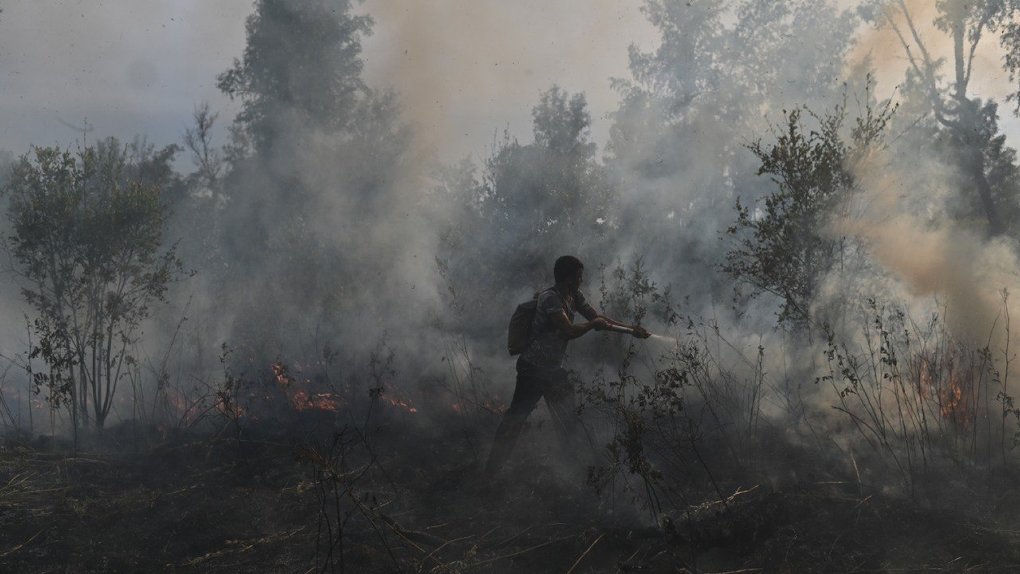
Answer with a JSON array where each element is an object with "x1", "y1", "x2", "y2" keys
[{"x1": 2, "y1": 415, "x2": 1020, "y2": 573}]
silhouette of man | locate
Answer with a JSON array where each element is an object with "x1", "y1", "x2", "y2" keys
[{"x1": 485, "y1": 255, "x2": 650, "y2": 476}]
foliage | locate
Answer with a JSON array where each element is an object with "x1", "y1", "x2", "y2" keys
[
  {"x1": 820, "y1": 294, "x2": 1020, "y2": 492},
  {"x1": 872, "y1": 0, "x2": 1020, "y2": 237},
  {"x1": 196, "y1": 0, "x2": 411, "y2": 367},
  {"x1": 605, "y1": 0, "x2": 862, "y2": 316},
  {"x1": 723, "y1": 90, "x2": 896, "y2": 327},
  {"x1": 3, "y1": 139, "x2": 183, "y2": 430},
  {"x1": 217, "y1": 0, "x2": 372, "y2": 156},
  {"x1": 435, "y1": 86, "x2": 615, "y2": 335}
]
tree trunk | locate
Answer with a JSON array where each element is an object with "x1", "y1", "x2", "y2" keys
[{"x1": 950, "y1": 12, "x2": 1002, "y2": 236}]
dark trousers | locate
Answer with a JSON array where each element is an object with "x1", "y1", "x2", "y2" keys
[{"x1": 485, "y1": 360, "x2": 581, "y2": 475}]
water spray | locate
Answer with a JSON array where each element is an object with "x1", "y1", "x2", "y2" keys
[
  {"x1": 648, "y1": 333, "x2": 677, "y2": 344},
  {"x1": 605, "y1": 325, "x2": 678, "y2": 345}
]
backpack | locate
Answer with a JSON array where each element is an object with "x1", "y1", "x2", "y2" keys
[{"x1": 507, "y1": 289, "x2": 564, "y2": 356}]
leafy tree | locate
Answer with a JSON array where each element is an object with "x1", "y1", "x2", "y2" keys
[
  {"x1": 183, "y1": 103, "x2": 224, "y2": 196},
  {"x1": 724, "y1": 94, "x2": 896, "y2": 327},
  {"x1": 201, "y1": 0, "x2": 412, "y2": 363},
  {"x1": 485, "y1": 87, "x2": 611, "y2": 245},
  {"x1": 606, "y1": 0, "x2": 860, "y2": 307},
  {"x1": 216, "y1": 0, "x2": 371, "y2": 156},
  {"x1": 436, "y1": 86, "x2": 615, "y2": 333},
  {"x1": 3, "y1": 139, "x2": 183, "y2": 430}
]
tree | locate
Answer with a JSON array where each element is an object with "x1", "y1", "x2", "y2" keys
[
  {"x1": 605, "y1": 0, "x2": 861, "y2": 307},
  {"x1": 216, "y1": 0, "x2": 371, "y2": 156},
  {"x1": 183, "y1": 103, "x2": 223, "y2": 196},
  {"x1": 3, "y1": 139, "x2": 183, "y2": 430},
  {"x1": 875, "y1": 0, "x2": 1020, "y2": 236},
  {"x1": 724, "y1": 93, "x2": 896, "y2": 327},
  {"x1": 202, "y1": 0, "x2": 412, "y2": 364},
  {"x1": 485, "y1": 87, "x2": 611, "y2": 243},
  {"x1": 435, "y1": 87, "x2": 615, "y2": 335}
]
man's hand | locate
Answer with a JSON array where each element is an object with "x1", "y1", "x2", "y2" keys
[
  {"x1": 591, "y1": 318, "x2": 611, "y2": 331},
  {"x1": 630, "y1": 325, "x2": 651, "y2": 339}
]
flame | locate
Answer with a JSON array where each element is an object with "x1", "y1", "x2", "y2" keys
[
  {"x1": 167, "y1": 389, "x2": 204, "y2": 424},
  {"x1": 388, "y1": 397, "x2": 418, "y2": 414},
  {"x1": 291, "y1": 389, "x2": 341, "y2": 412},
  {"x1": 272, "y1": 361, "x2": 292, "y2": 385},
  {"x1": 912, "y1": 351, "x2": 974, "y2": 428},
  {"x1": 938, "y1": 367, "x2": 972, "y2": 427},
  {"x1": 271, "y1": 362, "x2": 343, "y2": 413}
]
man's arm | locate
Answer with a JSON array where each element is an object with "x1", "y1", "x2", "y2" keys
[
  {"x1": 578, "y1": 304, "x2": 650, "y2": 338},
  {"x1": 602, "y1": 315, "x2": 651, "y2": 338},
  {"x1": 552, "y1": 311, "x2": 608, "y2": 340},
  {"x1": 576, "y1": 293, "x2": 649, "y2": 338}
]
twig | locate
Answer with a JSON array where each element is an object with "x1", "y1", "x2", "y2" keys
[
  {"x1": 180, "y1": 527, "x2": 305, "y2": 566},
  {"x1": 687, "y1": 485, "x2": 760, "y2": 514},
  {"x1": 566, "y1": 533, "x2": 605, "y2": 574},
  {"x1": 853, "y1": 494, "x2": 873, "y2": 511},
  {"x1": 489, "y1": 525, "x2": 533, "y2": 550},
  {"x1": 419, "y1": 534, "x2": 477, "y2": 566},
  {"x1": 466, "y1": 535, "x2": 573, "y2": 569},
  {"x1": 0, "y1": 530, "x2": 42, "y2": 557},
  {"x1": 851, "y1": 449, "x2": 863, "y2": 498}
]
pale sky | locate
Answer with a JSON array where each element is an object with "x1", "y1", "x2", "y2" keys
[
  {"x1": 0, "y1": 0, "x2": 657, "y2": 167},
  {"x1": 0, "y1": 1, "x2": 248, "y2": 160},
  {"x1": 0, "y1": 1, "x2": 1018, "y2": 170}
]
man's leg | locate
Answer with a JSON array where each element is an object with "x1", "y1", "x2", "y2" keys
[
  {"x1": 544, "y1": 369, "x2": 583, "y2": 451},
  {"x1": 484, "y1": 368, "x2": 543, "y2": 476}
]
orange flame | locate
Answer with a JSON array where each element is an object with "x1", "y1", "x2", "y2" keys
[
  {"x1": 388, "y1": 397, "x2": 418, "y2": 414},
  {"x1": 271, "y1": 362, "x2": 343, "y2": 413},
  {"x1": 913, "y1": 351, "x2": 973, "y2": 428},
  {"x1": 291, "y1": 389, "x2": 341, "y2": 412}
]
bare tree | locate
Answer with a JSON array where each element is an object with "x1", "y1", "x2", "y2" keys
[{"x1": 183, "y1": 103, "x2": 223, "y2": 192}]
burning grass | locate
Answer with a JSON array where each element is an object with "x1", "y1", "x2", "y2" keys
[{"x1": 5, "y1": 297, "x2": 1020, "y2": 571}]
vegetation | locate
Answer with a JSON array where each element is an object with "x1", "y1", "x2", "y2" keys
[
  {"x1": 724, "y1": 88, "x2": 897, "y2": 327},
  {"x1": 5, "y1": 0, "x2": 1020, "y2": 571},
  {"x1": 3, "y1": 139, "x2": 182, "y2": 433}
]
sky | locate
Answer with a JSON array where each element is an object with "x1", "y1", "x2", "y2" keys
[
  {"x1": 1, "y1": 1, "x2": 1019, "y2": 168},
  {"x1": 0, "y1": 0, "x2": 658, "y2": 168},
  {"x1": 0, "y1": 2, "x2": 247, "y2": 161}
]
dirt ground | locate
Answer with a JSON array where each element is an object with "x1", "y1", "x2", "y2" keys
[{"x1": 3, "y1": 413, "x2": 1020, "y2": 573}]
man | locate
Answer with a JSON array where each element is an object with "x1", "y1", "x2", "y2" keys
[{"x1": 485, "y1": 255, "x2": 650, "y2": 476}]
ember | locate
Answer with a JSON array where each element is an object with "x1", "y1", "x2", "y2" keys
[
  {"x1": 271, "y1": 363, "x2": 343, "y2": 413},
  {"x1": 272, "y1": 361, "x2": 293, "y2": 385},
  {"x1": 215, "y1": 395, "x2": 246, "y2": 419},
  {"x1": 388, "y1": 398, "x2": 418, "y2": 414},
  {"x1": 291, "y1": 390, "x2": 341, "y2": 412}
]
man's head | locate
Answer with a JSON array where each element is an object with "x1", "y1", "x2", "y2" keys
[{"x1": 554, "y1": 255, "x2": 584, "y2": 292}]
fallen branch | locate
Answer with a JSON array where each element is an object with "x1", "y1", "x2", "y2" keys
[
  {"x1": 0, "y1": 530, "x2": 42, "y2": 557},
  {"x1": 465, "y1": 535, "x2": 574, "y2": 569},
  {"x1": 566, "y1": 533, "x2": 605, "y2": 574}
]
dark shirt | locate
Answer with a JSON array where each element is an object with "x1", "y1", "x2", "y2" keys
[{"x1": 518, "y1": 287, "x2": 597, "y2": 369}]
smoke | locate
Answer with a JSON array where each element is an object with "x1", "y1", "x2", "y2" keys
[
  {"x1": 851, "y1": 0, "x2": 1014, "y2": 105},
  {"x1": 826, "y1": 146, "x2": 1020, "y2": 351},
  {"x1": 0, "y1": 1, "x2": 248, "y2": 162},
  {"x1": 358, "y1": 0, "x2": 656, "y2": 162},
  {"x1": 826, "y1": 2, "x2": 1020, "y2": 352},
  {"x1": 2, "y1": 0, "x2": 1019, "y2": 451}
]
